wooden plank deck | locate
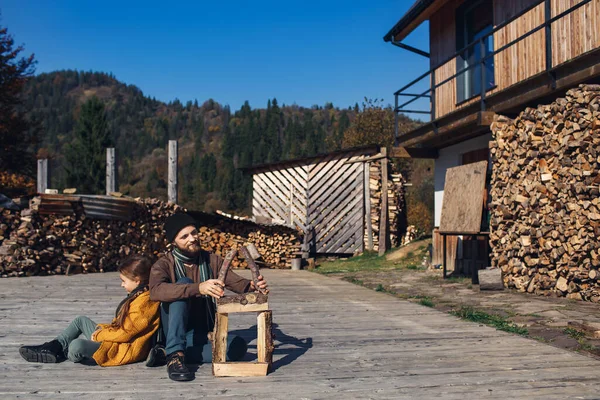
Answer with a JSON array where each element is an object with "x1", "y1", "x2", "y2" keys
[{"x1": 1, "y1": 270, "x2": 599, "y2": 399}]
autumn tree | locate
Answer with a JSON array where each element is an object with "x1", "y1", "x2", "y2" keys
[
  {"x1": 0, "y1": 23, "x2": 37, "y2": 174},
  {"x1": 342, "y1": 98, "x2": 395, "y2": 149},
  {"x1": 65, "y1": 97, "x2": 112, "y2": 193}
]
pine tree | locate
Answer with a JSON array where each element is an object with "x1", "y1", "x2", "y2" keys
[
  {"x1": 0, "y1": 24, "x2": 37, "y2": 174},
  {"x1": 65, "y1": 97, "x2": 112, "y2": 193}
]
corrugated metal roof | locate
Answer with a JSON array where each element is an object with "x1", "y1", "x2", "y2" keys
[
  {"x1": 38, "y1": 194, "x2": 137, "y2": 221},
  {"x1": 80, "y1": 195, "x2": 137, "y2": 221}
]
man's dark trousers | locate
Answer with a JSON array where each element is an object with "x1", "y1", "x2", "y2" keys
[{"x1": 161, "y1": 277, "x2": 247, "y2": 363}]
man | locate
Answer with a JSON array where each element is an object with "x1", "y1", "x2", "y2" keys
[{"x1": 149, "y1": 213, "x2": 268, "y2": 381}]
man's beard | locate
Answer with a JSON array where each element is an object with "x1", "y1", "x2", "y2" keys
[{"x1": 175, "y1": 242, "x2": 201, "y2": 257}]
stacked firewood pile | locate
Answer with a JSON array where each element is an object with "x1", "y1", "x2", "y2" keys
[
  {"x1": 489, "y1": 84, "x2": 600, "y2": 301},
  {"x1": 0, "y1": 197, "x2": 302, "y2": 277},
  {"x1": 0, "y1": 208, "x2": 21, "y2": 244},
  {"x1": 193, "y1": 221, "x2": 302, "y2": 268},
  {"x1": 0, "y1": 198, "x2": 183, "y2": 277},
  {"x1": 0, "y1": 171, "x2": 35, "y2": 197},
  {"x1": 368, "y1": 159, "x2": 406, "y2": 251}
]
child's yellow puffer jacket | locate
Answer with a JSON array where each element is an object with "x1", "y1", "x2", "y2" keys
[{"x1": 92, "y1": 291, "x2": 160, "y2": 367}]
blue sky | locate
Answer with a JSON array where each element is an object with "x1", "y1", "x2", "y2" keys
[{"x1": 3, "y1": 0, "x2": 431, "y2": 112}]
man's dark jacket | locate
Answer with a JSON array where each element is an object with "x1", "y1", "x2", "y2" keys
[{"x1": 149, "y1": 251, "x2": 251, "y2": 303}]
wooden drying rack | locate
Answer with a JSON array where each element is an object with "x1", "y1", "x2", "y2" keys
[{"x1": 211, "y1": 246, "x2": 274, "y2": 377}]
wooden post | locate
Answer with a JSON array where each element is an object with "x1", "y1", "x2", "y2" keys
[
  {"x1": 378, "y1": 148, "x2": 389, "y2": 256},
  {"x1": 106, "y1": 148, "x2": 116, "y2": 195},
  {"x1": 37, "y1": 159, "x2": 48, "y2": 194},
  {"x1": 443, "y1": 234, "x2": 447, "y2": 279},
  {"x1": 364, "y1": 162, "x2": 373, "y2": 251},
  {"x1": 257, "y1": 310, "x2": 273, "y2": 365},
  {"x1": 212, "y1": 313, "x2": 229, "y2": 365},
  {"x1": 289, "y1": 182, "x2": 294, "y2": 226},
  {"x1": 168, "y1": 140, "x2": 178, "y2": 204}
]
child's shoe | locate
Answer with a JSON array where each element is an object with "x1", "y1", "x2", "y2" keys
[{"x1": 19, "y1": 340, "x2": 66, "y2": 363}]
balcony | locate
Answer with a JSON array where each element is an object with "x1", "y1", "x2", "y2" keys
[{"x1": 393, "y1": 0, "x2": 600, "y2": 150}]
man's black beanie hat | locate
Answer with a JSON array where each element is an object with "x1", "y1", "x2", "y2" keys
[{"x1": 164, "y1": 213, "x2": 198, "y2": 242}]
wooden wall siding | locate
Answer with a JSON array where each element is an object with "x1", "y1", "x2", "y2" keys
[
  {"x1": 552, "y1": 0, "x2": 600, "y2": 66},
  {"x1": 429, "y1": 0, "x2": 461, "y2": 66},
  {"x1": 307, "y1": 152, "x2": 365, "y2": 254},
  {"x1": 494, "y1": 2, "x2": 545, "y2": 91},
  {"x1": 430, "y1": 0, "x2": 459, "y2": 119},
  {"x1": 434, "y1": 60, "x2": 454, "y2": 119},
  {"x1": 252, "y1": 163, "x2": 309, "y2": 231},
  {"x1": 427, "y1": 0, "x2": 599, "y2": 120}
]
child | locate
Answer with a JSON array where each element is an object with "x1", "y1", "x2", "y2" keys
[{"x1": 19, "y1": 254, "x2": 160, "y2": 367}]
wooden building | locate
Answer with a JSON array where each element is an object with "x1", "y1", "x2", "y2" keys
[
  {"x1": 245, "y1": 146, "x2": 405, "y2": 256},
  {"x1": 384, "y1": 0, "x2": 600, "y2": 274}
]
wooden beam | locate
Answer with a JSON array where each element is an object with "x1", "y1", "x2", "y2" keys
[
  {"x1": 213, "y1": 362, "x2": 269, "y2": 377},
  {"x1": 217, "y1": 301, "x2": 269, "y2": 314},
  {"x1": 389, "y1": 147, "x2": 439, "y2": 159},
  {"x1": 399, "y1": 112, "x2": 495, "y2": 148},
  {"x1": 364, "y1": 162, "x2": 373, "y2": 251},
  {"x1": 378, "y1": 148, "x2": 389, "y2": 256},
  {"x1": 343, "y1": 153, "x2": 385, "y2": 164},
  {"x1": 478, "y1": 111, "x2": 496, "y2": 126},
  {"x1": 217, "y1": 292, "x2": 269, "y2": 313}
]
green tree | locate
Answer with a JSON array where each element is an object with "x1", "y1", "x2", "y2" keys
[
  {"x1": 0, "y1": 23, "x2": 37, "y2": 174},
  {"x1": 65, "y1": 97, "x2": 112, "y2": 193}
]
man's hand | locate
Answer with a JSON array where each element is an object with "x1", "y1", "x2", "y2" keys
[
  {"x1": 250, "y1": 275, "x2": 269, "y2": 294},
  {"x1": 199, "y1": 279, "x2": 225, "y2": 299}
]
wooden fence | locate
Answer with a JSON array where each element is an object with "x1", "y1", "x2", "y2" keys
[{"x1": 251, "y1": 148, "x2": 380, "y2": 255}]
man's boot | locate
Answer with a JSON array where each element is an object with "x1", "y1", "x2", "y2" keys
[
  {"x1": 19, "y1": 340, "x2": 66, "y2": 363},
  {"x1": 146, "y1": 344, "x2": 167, "y2": 367},
  {"x1": 166, "y1": 351, "x2": 194, "y2": 381}
]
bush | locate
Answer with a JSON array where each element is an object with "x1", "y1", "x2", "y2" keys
[{"x1": 407, "y1": 200, "x2": 433, "y2": 236}]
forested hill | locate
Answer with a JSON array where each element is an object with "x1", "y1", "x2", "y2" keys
[
  {"x1": 24, "y1": 70, "x2": 419, "y2": 214},
  {"x1": 24, "y1": 70, "x2": 355, "y2": 212}
]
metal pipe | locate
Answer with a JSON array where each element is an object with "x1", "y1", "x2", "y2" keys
[
  {"x1": 391, "y1": 41, "x2": 430, "y2": 58},
  {"x1": 431, "y1": 67, "x2": 436, "y2": 121},
  {"x1": 480, "y1": 38, "x2": 487, "y2": 111},
  {"x1": 397, "y1": 93, "x2": 431, "y2": 98},
  {"x1": 394, "y1": 70, "x2": 430, "y2": 95},
  {"x1": 398, "y1": 86, "x2": 432, "y2": 109},
  {"x1": 545, "y1": 0, "x2": 556, "y2": 89},
  {"x1": 395, "y1": 109, "x2": 431, "y2": 115}
]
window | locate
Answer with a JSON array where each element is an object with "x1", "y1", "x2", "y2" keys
[{"x1": 456, "y1": 0, "x2": 495, "y2": 103}]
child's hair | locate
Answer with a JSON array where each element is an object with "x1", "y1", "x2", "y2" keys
[
  {"x1": 110, "y1": 255, "x2": 153, "y2": 329},
  {"x1": 118, "y1": 254, "x2": 152, "y2": 286}
]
